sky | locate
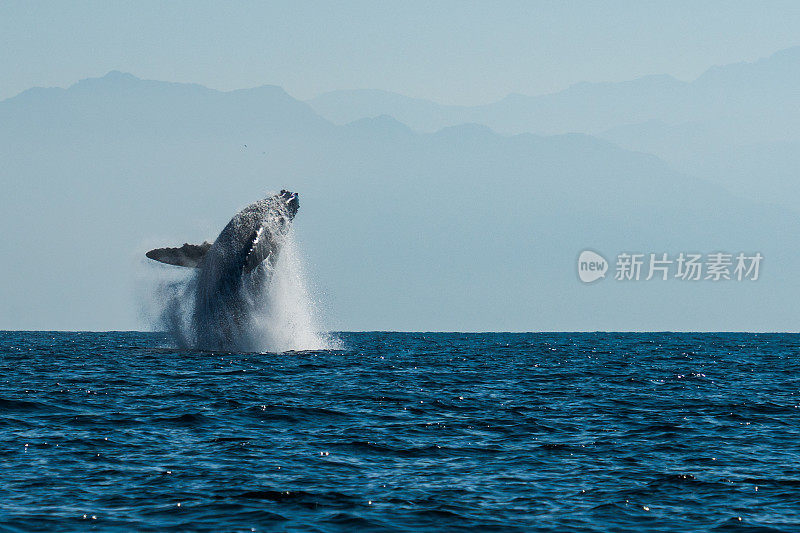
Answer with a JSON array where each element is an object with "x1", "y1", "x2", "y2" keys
[{"x1": 2, "y1": 1, "x2": 800, "y2": 105}]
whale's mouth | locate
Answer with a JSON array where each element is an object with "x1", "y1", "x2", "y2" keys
[{"x1": 279, "y1": 189, "x2": 300, "y2": 217}]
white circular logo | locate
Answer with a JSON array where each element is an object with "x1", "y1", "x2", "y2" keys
[{"x1": 577, "y1": 250, "x2": 608, "y2": 283}]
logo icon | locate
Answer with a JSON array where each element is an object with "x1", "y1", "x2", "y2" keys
[{"x1": 578, "y1": 250, "x2": 608, "y2": 283}]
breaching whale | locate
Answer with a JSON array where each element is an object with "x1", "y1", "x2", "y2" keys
[{"x1": 146, "y1": 190, "x2": 300, "y2": 349}]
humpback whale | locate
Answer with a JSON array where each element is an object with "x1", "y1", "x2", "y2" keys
[{"x1": 146, "y1": 190, "x2": 300, "y2": 349}]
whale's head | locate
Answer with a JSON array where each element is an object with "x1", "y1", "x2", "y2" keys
[{"x1": 278, "y1": 189, "x2": 300, "y2": 219}]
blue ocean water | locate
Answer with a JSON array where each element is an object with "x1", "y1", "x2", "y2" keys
[{"x1": 1, "y1": 332, "x2": 800, "y2": 532}]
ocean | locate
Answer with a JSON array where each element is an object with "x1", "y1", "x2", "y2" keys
[{"x1": 1, "y1": 331, "x2": 799, "y2": 532}]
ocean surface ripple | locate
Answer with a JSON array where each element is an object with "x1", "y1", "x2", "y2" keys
[{"x1": 2, "y1": 332, "x2": 800, "y2": 532}]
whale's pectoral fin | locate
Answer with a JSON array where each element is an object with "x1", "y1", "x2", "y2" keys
[
  {"x1": 146, "y1": 241, "x2": 213, "y2": 268},
  {"x1": 244, "y1": 226, "x2": 278, "y2": 273}
]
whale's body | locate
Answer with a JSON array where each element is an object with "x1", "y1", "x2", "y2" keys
[{"x1": 147, "y1": 190, "x2": 300, "y2": 349}]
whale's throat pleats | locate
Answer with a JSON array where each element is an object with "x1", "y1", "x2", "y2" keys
[{"x1": 146, "y1": 241, "x2": 213, "y2": 268}]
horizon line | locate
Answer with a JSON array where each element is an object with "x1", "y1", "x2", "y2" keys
[{"x1": 3, "y1": 330, "x2": 799, "y2": 335}]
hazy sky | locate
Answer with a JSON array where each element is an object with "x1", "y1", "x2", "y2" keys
[{"x1": 3, "y1": 1, "x2": 800, "y2": 105}]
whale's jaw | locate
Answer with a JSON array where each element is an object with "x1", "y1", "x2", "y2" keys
[{"x1": 279, "y1": 189, "x2": 300, "y2": 218}]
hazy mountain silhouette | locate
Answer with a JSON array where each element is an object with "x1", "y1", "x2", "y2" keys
[
  {"x1": 598, "y1": 119, "x2": 800, "y2": 205},
  {"x1": 310, "y1": 47, "x2": 800, "y2": 211},
  {"x1": 1, "y1": 72, "x2": 796, "y2": 332},
  {"x1": 308, "y1": 46, "x2": 800, "y2": 136}
]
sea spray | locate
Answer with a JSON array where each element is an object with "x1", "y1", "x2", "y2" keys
[
  {"x1": 243, "y1": 233, "x2": 336, "y2": 352},
  {"x1": 149, "y1": 228, "x2": 336, "y2": 352}
]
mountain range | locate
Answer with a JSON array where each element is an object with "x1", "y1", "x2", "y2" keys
[
  {"x1": 308, "y1": 47, "x2": 800, "y2": 210},
  {"x1": 308, "y1": 46, "x2": 800, "y2": 138}
]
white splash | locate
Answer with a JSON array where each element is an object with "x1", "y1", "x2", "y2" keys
[
  {"x1": 147, "y1": 230, "x2": 338, "y2": 352},
  {"x1": 240, "y1": 233, "x2": 338, "y2": 352}
]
